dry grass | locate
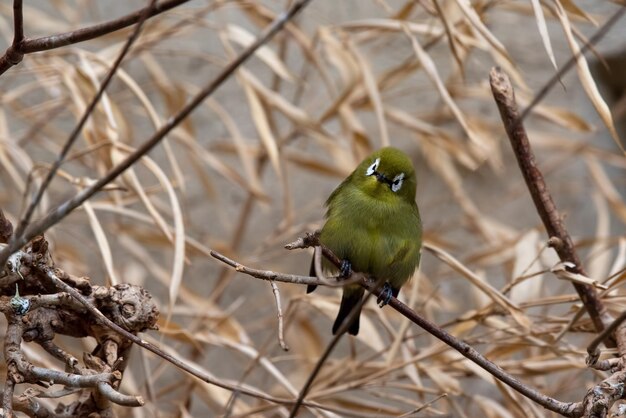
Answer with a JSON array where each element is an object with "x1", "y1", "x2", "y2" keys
[{"x1": 1, "y1": 0, "x2": 625, "y2": 417}]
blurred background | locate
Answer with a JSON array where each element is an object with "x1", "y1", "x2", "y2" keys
[{"x1": 1, "y1": 0, "x2": 625, "y2": 416}]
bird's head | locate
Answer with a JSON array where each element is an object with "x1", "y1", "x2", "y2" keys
[{"x1": 352, "y1": 147, "x2": 417, "y2": 203}]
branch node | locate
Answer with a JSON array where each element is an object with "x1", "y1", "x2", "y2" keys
[{"x1": 548, "y1": 236, "x2": 564, "y2": 249}]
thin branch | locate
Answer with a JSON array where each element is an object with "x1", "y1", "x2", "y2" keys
[
  {"x1": 12, "y1": 0, "x2": 23, "y2": 44},
  {"x1": 27, "y1": 366, "x2": 116, "y2": 388},
  {"x1": 0, "y1": 0, "x2": 315, "y2": 269},
  {"x1": 489, "y1": 66, "x2": 614, "y2": 338},
  {"x1": 396, "y1": 393, "x2": 448, "y2": 418},
  {"x1": 269, "y1": 281, "x2": 289, "y2": 351},
  {"x1": 0, "y1": 0, "x2": 25, "y2": 74},
  {"x1": 0, "y1": 0, "x2": 197, "y2": 76},
  {"x1": 209, "y1": 250, "x2": 361, "y2": 288},
  {"x1": 385, "y1": 286, "x2": 580, "y2": 416},
  {"x1": 11, "y1": 0, "x2": 158, "y2": 248},
  {"x1": 1, "y1": 239, "x2": 337, "y2": 414},
  {"x1": 210, "y1": 251, "x2": 323, "y2": 286},
  {"x1": 97, "y1": 381, "x2": 144, "y2": 407},
  {"x1": 588, "y1": 310, "x2": 626, "y2": 366},
  {"x1": 23, "y1": 0, "x2": 193, "y2": 54}
]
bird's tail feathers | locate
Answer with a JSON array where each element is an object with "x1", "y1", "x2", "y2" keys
[
  {"x1": 307, "y1": 255, "x2": 317, "y2": 294},
  {"x1": 332, "y1": 287, "x2": 364, "y2": 335}
]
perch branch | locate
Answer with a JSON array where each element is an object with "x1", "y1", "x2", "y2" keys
[
  {"x1": 213, "y1": 235, "x2": 583, "y2": 417},
  {"x1": 209, "y1": 249, "x2": 362, "y2": 288}
]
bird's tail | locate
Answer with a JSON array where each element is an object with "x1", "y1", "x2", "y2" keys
[
  {"x1": 306, "y1": 255, "x2": 317, "y2": 294},
  {"x1": 332, "y1": 287, "x2": 364, "y2": 335}
]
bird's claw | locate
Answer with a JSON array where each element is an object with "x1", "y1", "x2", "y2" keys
[
  {"x1": 377, "y1": 283, "x2": 393, "y2": 307},
  {"x1": 340, "y1": 260, "x2": 352, "y2": 278}
]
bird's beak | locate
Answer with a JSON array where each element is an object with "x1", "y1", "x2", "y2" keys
[{"x1": 374, "y1": 171, "x2": 391, "y2": 186}]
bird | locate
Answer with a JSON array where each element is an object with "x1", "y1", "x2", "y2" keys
[{"x1": 307, "y1": 147, "x2": 422, "y2": 335}]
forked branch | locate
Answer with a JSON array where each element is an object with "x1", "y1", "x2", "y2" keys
[{"x1": 490, "y1": 66, "x2": 626, "y2": 418}]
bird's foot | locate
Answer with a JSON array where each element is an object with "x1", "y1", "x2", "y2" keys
[
  {"x1": 339, "y1": 259, "x2": 352, "y2": 278},
  {"x1": 377, "y1": 283, "x2": 393, "y2": 307}
]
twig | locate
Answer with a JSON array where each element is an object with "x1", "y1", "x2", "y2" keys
[
  {"x1": 0, "y1": 0, "x2": 315, "y2": 269},
  {"x1": 210, "y1": 250, "x2": 362, "y2": 288},
  {"x1": 386, "y1": 287, "x2": 580, "y2": 416},
  {"x1": 2, "y1": 311, "x2": 137, "y2": 414},
  {"x1": 27, "y1": 367, "x2": 116, "y2": 388},
  {"x1": 12, "y1": 0, "x2": 23, "y2": 45},
  {"x1": 0, "y1": 0, "x2": 195, "y2": 75},
  {"x1": 210, "y1": 250, "x2": 324, "y2": 286},
  {"x1": 11, "y1": 0, "x2": 157, "y2": 247},
  {"x1": 0, "y1": 0, "x2": 25, "y2": 76},
  {"x1": 489, "y1": 66, "x2": 613, "y2": 337},
  {"x1": 269, "y1": 281, "x2": 290, "y2": 351},
  {"x1": 396, "y1": 393, "x2": 447, "y2": 418},
  {"x1": 97, "y1": 381, "x2": 144, "y2": 407},
  {"x1": 588, "y1": 311, "x2": 626, "y2": 366}
]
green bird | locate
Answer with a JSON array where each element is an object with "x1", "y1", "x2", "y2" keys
[{"x1": 308, "y1": 147, "x2": 422, "y2": 335}]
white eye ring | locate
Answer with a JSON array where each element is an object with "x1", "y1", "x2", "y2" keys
[
  {"x1": 391, "y1": 173, "x2": 404, "y2": 192},
  {"x1": 365, "y1": 158, "x2": 380, "y2": 176}
]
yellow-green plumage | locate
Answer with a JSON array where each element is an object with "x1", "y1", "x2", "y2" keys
[{"x1": 308, "y1": 147, "x2": 422, "y2": 335}]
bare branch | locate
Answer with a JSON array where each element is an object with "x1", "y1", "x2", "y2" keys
[
  {"x1": 269, "y1": 281, "x2": 289, "y2": 351},
  {"x1": 12, "y1": 0, "x2": 23, "y2": 44},
  {"x1": 489, "y1": 66, "x2": 614, "y2": 338},
  {"x1": 0, "y1": 0, "x2": 196, "y2": 76},
  {"x1": 97, "y1": 381, "x2": 145, "y2": 407},
  {"x1": 490, "y1": 65, "x2": 626, "y2": 418},
  {"x1": 588, "y1": 311, "x2": 626, "y2": 366},
  {"x1": 222, "y1": 235, "x2": 583, "y2": 417},
  {"x1": 0, "y1": 0, "x2": 25, "y2": 74}
]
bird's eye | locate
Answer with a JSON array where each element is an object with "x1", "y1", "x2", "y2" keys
[
  {"x1": 391, "y1": 173, "x2": 404, "y2": 192},
  {"x1": 365, "y1": 158, "x2": 380, "y2": 176}
]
